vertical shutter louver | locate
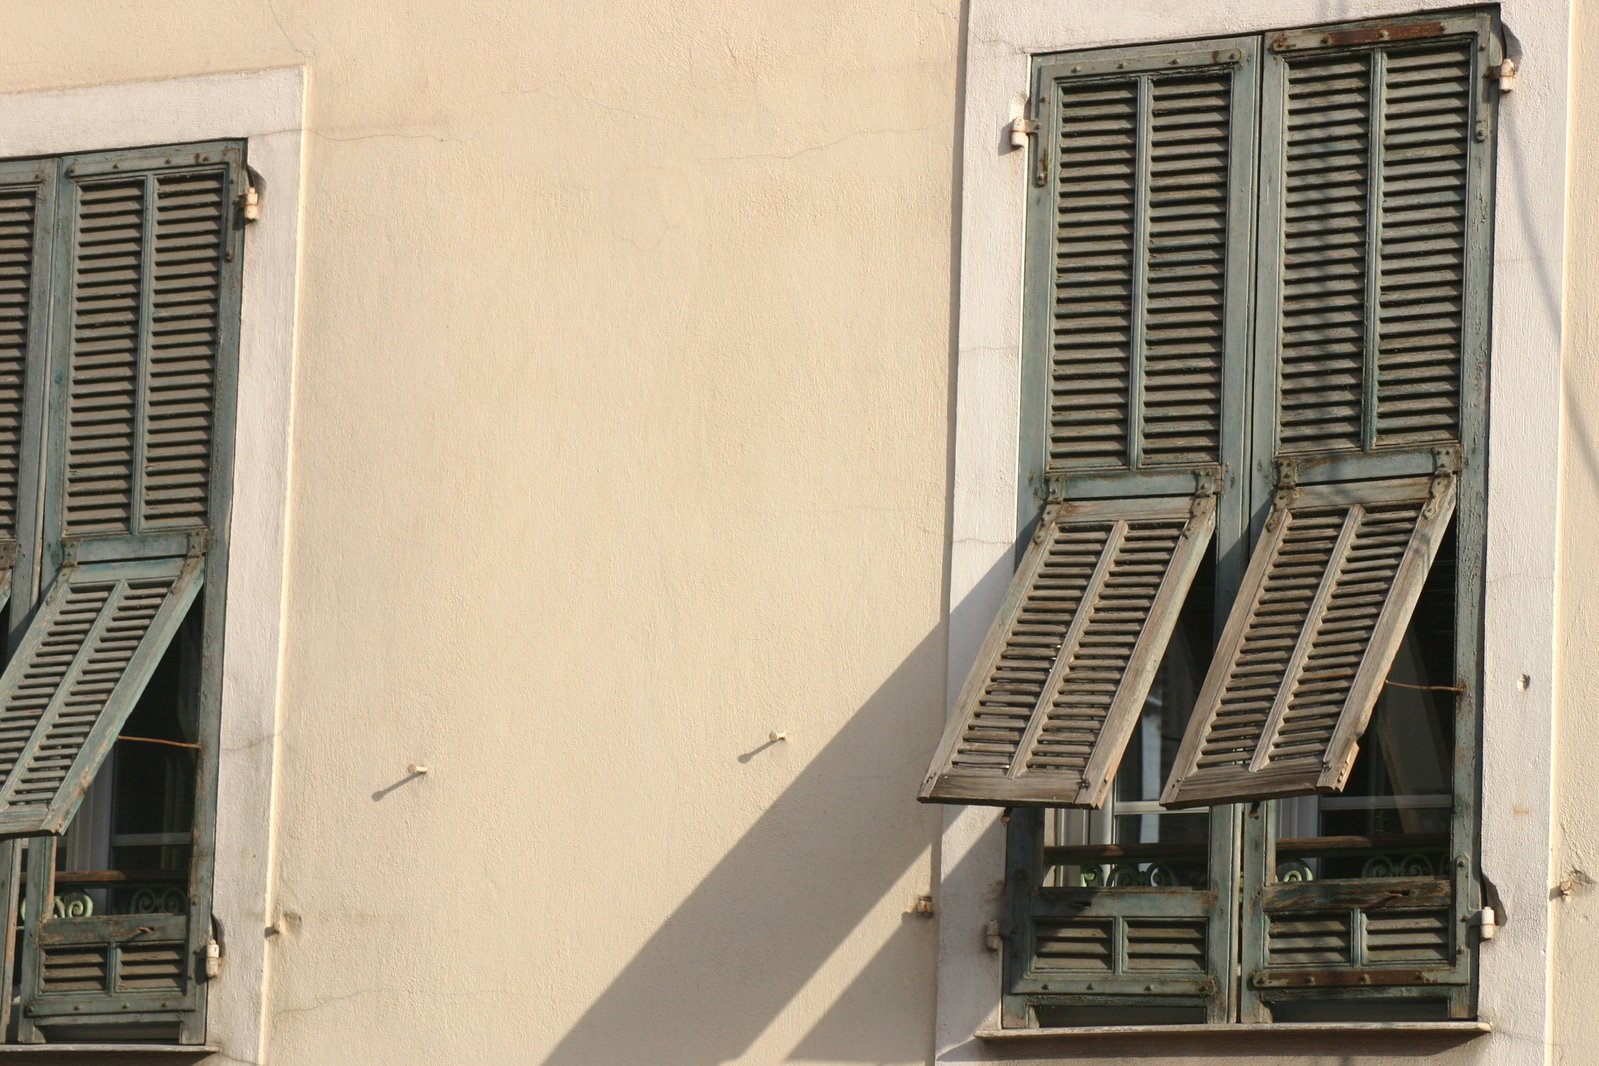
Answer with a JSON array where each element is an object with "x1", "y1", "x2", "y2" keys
[{"x1": 0, "y1": 174, "x2": 46, "y2": 546}]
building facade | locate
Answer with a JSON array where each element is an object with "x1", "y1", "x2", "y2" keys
[{"x1": 0, "y1": 1, "x2": 1590, "y2": 1064}]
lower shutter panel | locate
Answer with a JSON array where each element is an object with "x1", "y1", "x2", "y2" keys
[
  {"x1": 1162, "y1": 473, "x2": 1455, "y2": 807},
  {"x1": 922, "y1": 492, "x2": 1215, "y2": 808},
  {"x1": 0, "y1": 555, "x2": 202, "y2": 837}
]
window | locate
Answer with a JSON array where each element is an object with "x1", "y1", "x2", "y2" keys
[
  {"x1": 925, "y1": 9, "x2": 1497, "y2": 1027},
  {"x1": 0, "y1": 140, "x2": 245, "y2": 1044}
]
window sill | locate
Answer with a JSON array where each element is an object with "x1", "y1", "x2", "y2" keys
[
  {"x1": 978, "y1": 1021, "x2": 1490, "y2": 1045},
  {"x1": 0, "y1": 1046, "x2": 217, "y2": 1065}
]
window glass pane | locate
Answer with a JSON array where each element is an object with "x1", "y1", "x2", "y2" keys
[
  {"x1": 54, "y1": 604, "x2": 201, "y2": 917},
  {"x1": 1046, "y1": 552, "x2": 1214, "y2": 888},
  {"x1": 1274, "y1": 525, "x2": 1456, "y2": 882}
]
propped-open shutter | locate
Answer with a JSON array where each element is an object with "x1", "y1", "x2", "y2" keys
[
  {"x1": 4, "y1": 144, "x2": 244, "y2": 1045},
  {"x1": 923, "y1": 492, "x2": 1214, "y2": 807},
  {"x1": 1161, "y1": 474, "x2": 1455, "y2": 807},
  {"x1": 0, "y1": 556, "x2": 201, "y2": 837},
  {"x1": 1162, "y1": 11, "x2": 1495, "y2": 810}
]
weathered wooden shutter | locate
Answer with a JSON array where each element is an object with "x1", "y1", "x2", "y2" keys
[
  {"x1": 1196, "y1": 12, "x2": 1493, "y2": 1023},
  {"x1": 0, "y1": 557, "x2": 202, "y2": 836},
  {"x1": 1161, "y1": 473, "x2": 1455, "y2": 807},
  {"x1": 930, "y1": 37, "x2": 1260, "y2": 814},
  {"x1": 1163, "y1": 10, "x2": 1495, "y2": 809},
  {"x1": 983, "y1": 37, "x2": 1259, "y2": 1027},
  {"x1": 5, "y1": 142, "x2": 245, "y2": 1045},
  {"x1": 923, "y1": 494, "x2": 1215, "y2": 807}
]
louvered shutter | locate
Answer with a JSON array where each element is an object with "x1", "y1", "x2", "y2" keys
[
  {"x1": 1163, "y1": 11, "x2": 1495, "y2": 807},
  {"x1": 0, "y1": 143, "x2": 244, "y2": 1045},
  {"x1": 0, "y1": 144, "x2": 242, "y2": 837},
  {"x1": 923, "y1": 495, "x2": 1215, "y2": 806},
  {"x1": 0, "y1": 557, "x2": 202, "y2": 836},
  {"x1": 930, "y1": 39, "x2": 1257, "y2": 812},
  {"x1": 1161, "y1": 474, "x2": 1455, "y2": 807}
]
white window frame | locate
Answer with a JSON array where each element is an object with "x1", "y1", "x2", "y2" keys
[
  {"x1": 0, "y1": 70, "x2": 304, "y2": 1060},
  {"x1": 939, "y1": 1, "x2": 1563, "y2": 1061}
]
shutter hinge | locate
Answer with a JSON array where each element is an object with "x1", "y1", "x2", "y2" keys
[
  {"x1": 1468, "y1": 905, "x2": 1497, "y2": 942},
  {"x1": 237, "y1": 185, "x2": 261, "y2": 225},
  {"x1": 1267, "y1": 459, "x2": 1299, "y2": 531},
  {"x1": 187, "y1": 529, "x2": 214, "y2": 557},
  {"x1": 1186, "y1": 467, "x2": 1222, "y2": 534},
  {"x1": 985, "y1": 919, "x2": 1005, "y2": 952},
  {"x1": 1425, "y1": 445, "x2": 1462, "y2": 518},
  {"x1": 58, "y1": 538, "x2": 80, "y2": 570},
  {"x1": 1488, "y1": 58, "x2": 1517, "y2": 93}
]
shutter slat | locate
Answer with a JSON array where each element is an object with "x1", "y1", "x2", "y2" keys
[
  {"x1": 923, "y1": 493, "x2": 1214, "y2": 807},
  {"x1": 1162, "y1": 475, "x2": 1456, "y2": 807}
]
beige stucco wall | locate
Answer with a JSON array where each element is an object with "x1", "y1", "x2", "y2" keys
[{"x1": 0, "y1": 2, "x2": 960, "y2": 1064}]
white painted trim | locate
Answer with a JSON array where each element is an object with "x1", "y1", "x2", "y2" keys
[
  {"x1": 941, "y1": 3, "x2": 1565, "y2": 1063},
  {"x1": 0, "y1": 69, "x2": 306, "y2": 1064}
]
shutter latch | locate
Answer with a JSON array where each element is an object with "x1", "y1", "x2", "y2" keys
[
  {"x1": 237, "y1": 185, "x2": 261, "y2": 225},
  {"x1": 1008, "y1": 114, "x2": 1039, "y2": 150},
  {"x1": 1488, "y1": 58, "x2": 1517, "y2": 93}
]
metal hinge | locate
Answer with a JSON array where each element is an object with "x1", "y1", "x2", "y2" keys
[
  {"x1": 985, "y1": 919, "x2": 1005, "y2": 952},
  {"x1": 1266, "y1": 458, "x2": 1299, "y2": 531},
  {"x1": 237, "y1": 185, "x2": 260, "y2": 224},
  {"x1": 1186, "y1": 467, "x2": 1221, "y2": 535},
  {"x1": 187, "y1": 528, "x2": 214, "y2": 557},
  {"x1": 1468, "y1": 905, "x2": 1497, "y2": 942},
  {"x1": 1425, "y1": 445, "x2": 1462, "y2": 518}
]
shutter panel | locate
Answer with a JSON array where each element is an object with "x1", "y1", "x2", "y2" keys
[
  {"x1": 1028, "y1": 39, "x2": 1256, "y2": 498},
  {"x1": 54, "y1": 145, "x2": 239, "y2": 544},
  {"x1": 1162, "y1": 473, "x2": 1455, "y2": 807},
  {"x1": 8, "y1": 143, "x2": 244, "y2": 1047},
  {"x1": 922, "y1": 492, "x2": 1214, "y2": 807},
  {"x1": 0, "y1": 555, "x2": 202, "y2": 837},
  {"x1": 1256, "y1": 19, "x2": 1485, "y2": 471}
]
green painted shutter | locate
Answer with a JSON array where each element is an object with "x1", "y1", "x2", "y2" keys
[
  {"x1": 922, "y1": 493, "x2": 1214, "y2": 807},
  {"x1": 7, "y1": 142, "x2": 246, "y2": 1046},
  {"x1": 1166, "y1": 10, "x2": 1496, "y2": 808},
  {"x1": 993, "y1": 37, "x2": 1258, "y2": 1027},
  {"x1": 1226, "y1": 12, "x2": 1494, "y2": 1023},
  {"x1": 1161, "y1": 474, "x2": 1455, "y2": 807}
]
